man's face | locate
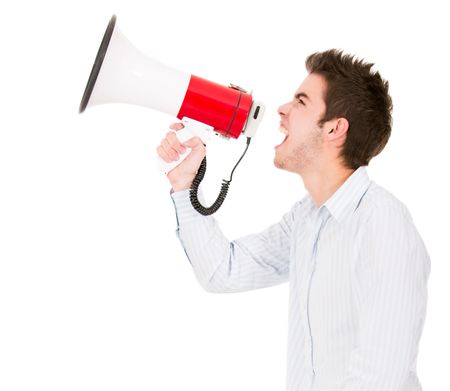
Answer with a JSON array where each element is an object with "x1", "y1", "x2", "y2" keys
[{"x1": 274, "y1": 73, "x2": 328, "y2": 174}]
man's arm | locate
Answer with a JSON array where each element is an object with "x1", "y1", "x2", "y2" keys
[
  {"x1": 339, "y1": 202, "x2": 431, "y2": 390},
  {"x1": 159, "y1": 123, "x2": 298, "y2": 293},
  {"x1": 171, "y1": 189, "x2": 299, "y2": 293}
]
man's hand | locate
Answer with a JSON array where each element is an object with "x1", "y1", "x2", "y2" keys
[{"x1": 156, "y1": 122, "x2": 206, "y2": 192}]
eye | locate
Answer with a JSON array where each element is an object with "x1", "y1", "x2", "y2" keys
[{"x1": 294, "y1": 92, "x2": 308, "y2": 106}]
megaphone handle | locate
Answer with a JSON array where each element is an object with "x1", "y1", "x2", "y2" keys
[{"x1": 157, "y1": 117, "x2": 213, "y2": 174}]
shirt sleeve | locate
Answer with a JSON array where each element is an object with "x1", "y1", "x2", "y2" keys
[
  {"x1": 170, "y1": 189, "x2": 300, "y2": 293},
  {"x1": 339, "y1": 202, "x2": 431, "y2": 390}
]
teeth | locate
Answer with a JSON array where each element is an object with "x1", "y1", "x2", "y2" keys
[
  {"x1": 275, "y1": 126, "x2": 289, "y2": 147},
  {"x1": 279, "y1": 125, "x2": 289, "y2": 135}
]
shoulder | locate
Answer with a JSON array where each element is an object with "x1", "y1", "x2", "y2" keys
[
  {"x1": 354, "y1": 182, "x2": 425, "y2": 251},
  {"x1": 356, "y1": 183, "x2": 430, "y2": 277},
  {"x1": 358, "y1": 182, "x2": 413, "y2": 224},
  {"x1": 356, "y1": 183, "x2": 429, "y2": 260}
]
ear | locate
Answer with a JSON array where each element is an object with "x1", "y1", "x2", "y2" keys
[{"x1": 326, "y1": 117, "x2": 349, "y2": 145}]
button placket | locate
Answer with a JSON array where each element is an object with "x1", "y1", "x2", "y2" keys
[{"x1": 305, "y1": 207, "x2": 329, "y2": 378}]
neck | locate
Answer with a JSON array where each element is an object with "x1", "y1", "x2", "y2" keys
[{"x1": 301, "y1": 164, "x2": 355, "y2": 208}]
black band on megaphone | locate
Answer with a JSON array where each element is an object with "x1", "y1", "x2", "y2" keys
[{"x1": 79, "y1": 15, "x2": 117, "y2": 113}]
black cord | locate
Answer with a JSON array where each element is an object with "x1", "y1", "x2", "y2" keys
[{"x1": 189, "y1": 137, "x2": 252, "y2": 216}]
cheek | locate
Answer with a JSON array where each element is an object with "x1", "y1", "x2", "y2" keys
[
  {"x1": 289, "y1": 113, "x2": 310, "y2": 133},
  {"x1": 301, "y1": 114, "x2": 319, "y2": 129},
  {"x1": 287, "y1": 125, "x2": 306, "y2": 145}
]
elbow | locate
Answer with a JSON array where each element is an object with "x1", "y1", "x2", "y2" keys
[
  {"x1": 195, "y1": 274, "x2": 234, "y2": 294},
  {"x1": 198, "y1": 279, "x2": 229, "y2": 294},
  {"x1": 201, "y1": 283, "x2": 224, "y2": 294}
]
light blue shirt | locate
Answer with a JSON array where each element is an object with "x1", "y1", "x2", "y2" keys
[{"x1": 170, "y1": 167, "x2": 430, "y2": 391}]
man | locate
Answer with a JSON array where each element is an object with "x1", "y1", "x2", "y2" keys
[{"x1": 156, "y1": 49, "x2": 430, "y2": 391}]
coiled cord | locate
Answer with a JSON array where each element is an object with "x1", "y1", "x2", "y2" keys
[{"x1": 189, "y1": 137, "x2": 252, "y2": 216}]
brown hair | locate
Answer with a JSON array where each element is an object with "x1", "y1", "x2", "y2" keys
[{"x1": 306, "y1": 49, "x2": 393, "y2": 169}]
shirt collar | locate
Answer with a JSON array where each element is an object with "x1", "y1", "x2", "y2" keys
[
  {"x1": 303, "y1": 166, "x2": 372, "y2": 223},
  {"x1": 323, "y1": 166, "x2": 372, "y2": 223}
]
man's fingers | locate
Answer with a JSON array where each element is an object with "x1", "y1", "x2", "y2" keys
[
  {"x1": 169, "y1": 122, "x2": 184, "y2": 131},
  {"x1": 156, "y1": 145, "x2": 171, "y2": 163},
  {"x1": 183, "y1": 136, "x2": 204, "y2": 150},
  {"x1": 166, "y1": 132, "x2": 187, "y2": 154},
  {"x1": 161, "y1": 138, "x2": 181, "y2": 161},
  {"x1": 156, "y1": 124, "x2": 203, "y2": 168}
]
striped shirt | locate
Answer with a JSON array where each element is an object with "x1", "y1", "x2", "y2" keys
[{"x1": 170, "y1": 166, "x2": 430, "y2": 391}]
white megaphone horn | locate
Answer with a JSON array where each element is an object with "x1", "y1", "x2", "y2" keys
[{"x1": 79, "y1": 15, "x2": 265, "y2": 215}]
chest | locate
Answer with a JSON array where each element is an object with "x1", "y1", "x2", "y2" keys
[{"x1": 290, "y1": 218, "x2": 362, "y2": 327}]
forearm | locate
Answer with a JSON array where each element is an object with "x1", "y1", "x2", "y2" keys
[{"x1": 171, "y1": 190, "x2": 292, "y2": 293}]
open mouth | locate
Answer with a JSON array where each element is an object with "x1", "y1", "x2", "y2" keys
[{"x1": 275, "y1": 125, "x2": 289, "y2": 147}]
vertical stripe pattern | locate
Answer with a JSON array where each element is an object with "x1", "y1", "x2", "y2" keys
[{"x1": 170, "y1": 167, "x2": 430, "y2": 391}]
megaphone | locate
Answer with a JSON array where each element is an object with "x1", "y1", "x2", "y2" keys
[{"x1": 79, "y1": 15, "x2": 265, "y2": 215}]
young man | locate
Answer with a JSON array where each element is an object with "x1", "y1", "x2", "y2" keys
[{"x1": 157, "y1": 50, "x2": 430, "y2": 391}]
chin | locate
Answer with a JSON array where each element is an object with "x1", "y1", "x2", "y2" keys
[
  {"x1": 274, "y1": 154, "x2": 302, "y2": 174},
  {"x1": 273, "y1": 153, "x2": 282, "y2": 168},
  {"x1": 274, "y1": 156, "x2": 286, "y2": 170}
]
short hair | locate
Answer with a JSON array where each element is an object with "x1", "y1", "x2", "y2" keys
[{"x1": 306, "y1": 49, "x2": 393, "y2": 169}]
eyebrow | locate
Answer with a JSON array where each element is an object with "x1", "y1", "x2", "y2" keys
[{"x1": 294, "y1": 92, "x2": 311, "y2": 101}]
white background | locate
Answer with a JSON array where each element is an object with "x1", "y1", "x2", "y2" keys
[{"x1": 0, "y1": 0, "x2": 449, "y2": 390}]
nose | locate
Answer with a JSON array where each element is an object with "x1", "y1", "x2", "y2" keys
[{"x1": 278, "y1": 101, "x2": 290, "y2": 117}]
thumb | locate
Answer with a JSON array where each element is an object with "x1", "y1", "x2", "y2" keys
[{"x1": 183, "y1": 136, "x2": 205, "y2": 150}]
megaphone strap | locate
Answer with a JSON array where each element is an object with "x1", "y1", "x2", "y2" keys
[{"x1": 224, "y1": 90, "x2": 243, "y2": 138}]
